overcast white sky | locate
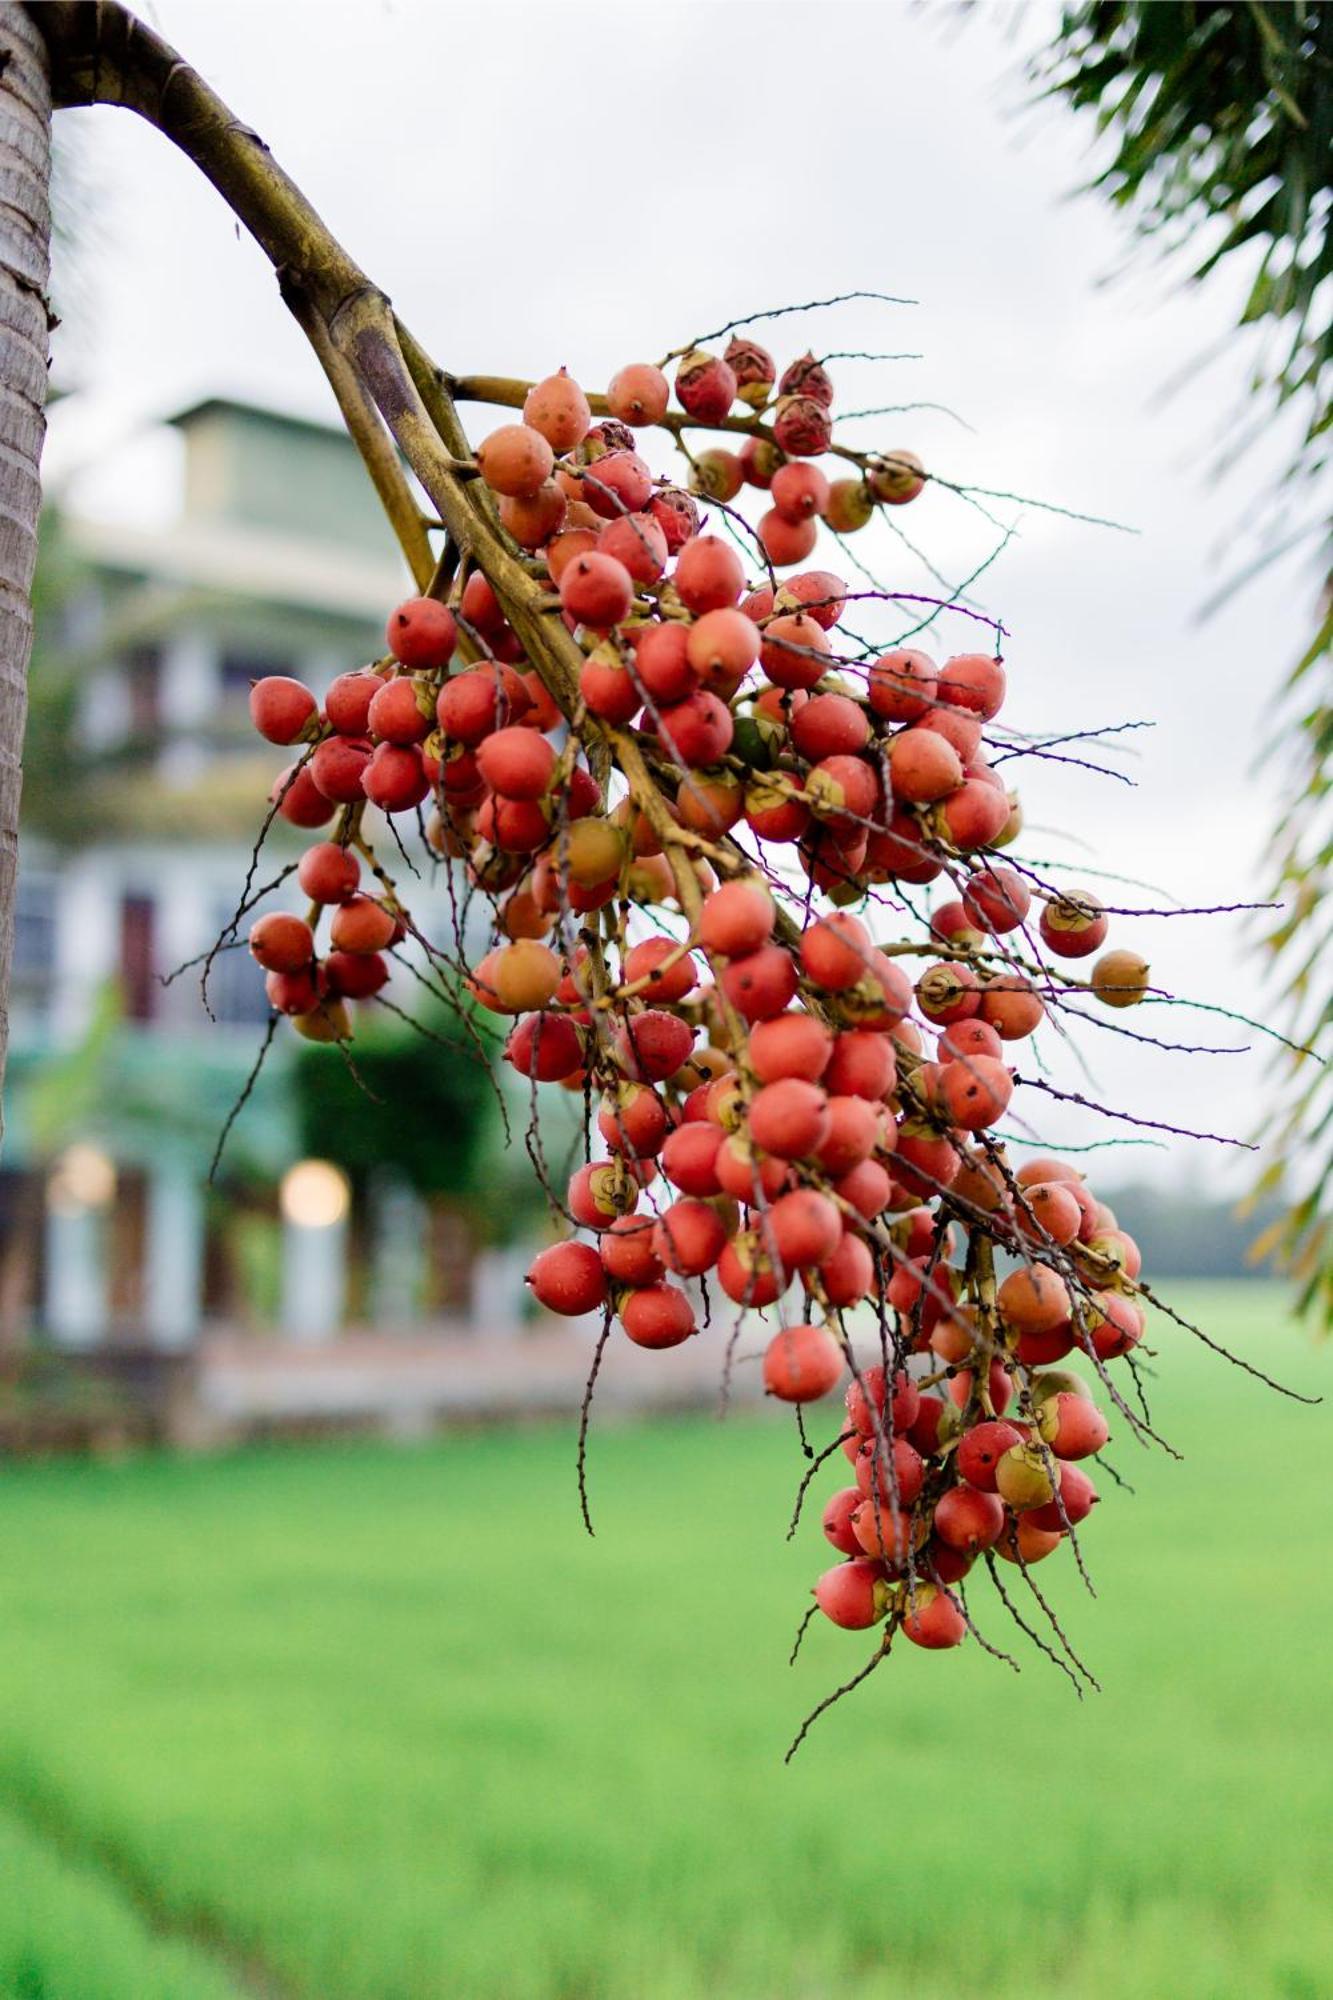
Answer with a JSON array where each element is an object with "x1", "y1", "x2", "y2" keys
[{"x1": 43, "y1": 0, "x2": 1322, "y2": 1197}]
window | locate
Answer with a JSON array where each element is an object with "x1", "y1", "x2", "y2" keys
[
  {"x1": 206, "y1": 906, "x2": 272, "y2": 1028},
  {"x1": 118, "y1": 894, "x2": 156, "y2": 1024},
  {"x1": 124, "y1": 643, "x2": 162, "y2": 735},
  {"x1": 12, "y1": 870, "x2": 56, "y2": 1010}
]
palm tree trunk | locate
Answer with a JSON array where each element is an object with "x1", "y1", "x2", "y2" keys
[{"x1": 0, "y1": 4, "x2": 51, "y2": 1142}]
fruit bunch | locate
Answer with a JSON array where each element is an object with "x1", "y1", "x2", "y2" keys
[{"x1": 234, "y1": 322, "x2": 1197, "y2": 1699}]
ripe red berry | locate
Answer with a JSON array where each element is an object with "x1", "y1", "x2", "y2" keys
[
  {"x1": 978, "y1": 974, "x2": 1045, "y2": 1040},
  {"x1": 762, "y1": 1322, "x2": 844, "y2": 1402},
  {"x1": 362, "y1": 741, "x2": 429, "y2": 813},
  {"x1": 633, "y1": 622, "x2": 698, "y2": 705},
  {"x1": 660, "y1": 1122, "x2": 724, "y2": 1196},
  {"x1": 501, "y1": 481, "x2": 568, "y2": 549},
  {"x1": 800, "y1": 912, "x2": 873, "y2": 991},
  {"x1": 656, "y1": 689, "x2": 734, "y2": 767},
  {"x1": 505, "y1": 1012, "x2": 584, "y2": 1082},
  {"x1": 606, "y1": 362, "x2": 670, "y2": 427},
  {"x1": 790, "y1": 693, "x2": 870, "y2": 761},
  {"x1": 266, "y1": 967, "x2": 321, "y2": 1015},
  {"x1": 747, "y1": 1012, "x2": 833, "y2": 1084},
  {"x1": 719, "y1": 943, "x2": 799, "y2": 1022},
  {"x1": 822, "y1": 1488, "x2": 864, "y2": 1557},
  {"x1": 714, "y1": 1133, "x2": 788, "y2": 1203},
  {"x1": 580, "y1": 650, "x2": 641, "y2": 725},
  {"x1": 560, "y1": 552, "x2": 635, "y2": 630},
  {"x1": 948, "y1": 1416, "x2": 1020, "y2": 1496},
  {"x1": 297, "y1": 843, "x2": 360, "y2": 904},
  {"x1": 940, "y1": 780, "x2": 1012, "y2": 852},
  {"x1": 776, "y1": 570, "x2": 846, "y2": 630},
  {"x1": 652, "y1": 1199, "x2": 727, "y2": 1277},
  {"x1": 816, "y1": 1096, "x2": 882, "y2": 1176},
  {"x1": 771, "y1": 461, "x2": 831, "y2": 523},
  {"x1": 330, "y1": 895, "x2": 397, "y2": 955},
  {"x1": 386, "y1": 596, "x2": 458, "y2": 670},
  {"x1": 674, "y1": 535, "x2": 745, "y2": 615},
  {"x1": 323, "y1": 951, "x2": 388, "y2": 1001},
  {"x1": 1039, "y1": 892, "x2": 1110, "y2": 960},
  {"x1": 823, "y1": 1030, "x2": 895, "y2": 1100},
  {"x1": 311, "y1": 734, "x2": 373, "y2": 803},
  {"x1": 997, "y1": 1264, "x2": 1072, "y2": 1336},
  {"x1": 697, "y1": 879, "x2": 775, "y2": 959},
  {"x1": 1017, "y1": 1181, "x2": 1083, "y2": 1249},
  {"x1": 623, "y1": 936, "x2": 697, "y2": 1005},
  {"x1": 367, "y1": 676, "x2": 432, "y2": 745},
  {"x1": 851, "y1": 1498, "x2": 923, "y2": 1570},
  {"x1": 528, "y1": 1241, "x2": 608, "y2": 1315},
  {"x1": 438, "y1": 668, "x2": 520, "y2": 752},
  {"x1": 766, "y1": 1188, "x2": 842, "y2": 1271},
  {"x1": 937, "y1": 1055, "x2": 1014, "y2": 1133},
  {"x1": 620, "y1": 1283, "x2": 696, "y2": 1349},
  {"x1": 757, "y1": 510, "x2": 819, "y2": 567},
  {"x1": 477, "y1": 728, "x2": 557, "y2": 801},
  {"x1": 759, "y1": 612, "x2": 830, "y2": 690},
  {"x1": 600, "y1": 1215, "x2": 665, "y2": 1288},
  {"x1": 567, "y1": 1162, "x2": 640, "y2": 1231},
  {"x1": 888, "y1": 727, "x2": 963, "y2": 805},
  {"x1": 273, "y1": 762, "x2": 336, "y2": 829},
  {"x1": 933, "y1": 1485, "x2": 1006, "y2": 1553},
  {"x1": 939, "y1": 652, "x2": 1006, "y2": 720},
  {"x1": 814, "y1": 1559, "x2": 890, "y2": 1630},
  {"x1": 249, "y1": 675, "x2": 318, "y2": 744},
  {"x1": 1038, "y1": 1391, "x2": 1110, "y2": 1461},
  {"x1": 477, "y1": 422, "x2": 555, "y2": 499},
  {"x1": 249, "y1": 912, "x2": 314, "y2": 974},
  {"x1": 820, "y1": 1229, "x2": 876, "y2": 1307},
  {"x1": 716, "y1": 1232, "x2": 785, "y2": 1307},
  {"x1": 962, "y1": 866, "x2": 1031, "y2": 935},
  {"x1": 522, "y1": 368, "x2": 592, "y2": 452},
  {"x1": 685, "y1": 607, "x2": 760, "y2": 685},
  {"x1": 748, "y1": 1078, "x2": 831, "y2": 1160},
  {"x1": 582, "y1": 451, "x2": 655, "y2": 521},
  {"x1": 845, "y1": 1365, "x2": 920, "y2": 1438},
  {"x1": 901, "y1": 1583, "x2": 967, "y2": 1649},
  {"x1": 1027, "y1": 1462, "x2": 1099, "y2": 1534},
  {"x1": 835, "y1": 1158, "x2": 893, "y2": 1220},
  {"x1": 598, "y1": 1085, "x2": 670, "y2": 1161},
  {"x1": 613, "y1": 1009, "x2": 695, "y2": 1083}
]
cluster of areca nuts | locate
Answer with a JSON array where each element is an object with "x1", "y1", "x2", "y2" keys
[{"x1": 242, "y1": 333, "x2": 1156, "y2": 1665}]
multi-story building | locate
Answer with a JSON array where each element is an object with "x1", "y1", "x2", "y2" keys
[{"x1": 1, "y1": 395, "x2": 516, "y2": 1362}]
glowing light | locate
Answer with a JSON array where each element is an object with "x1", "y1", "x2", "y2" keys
[
  {"x1": 280, "y1": 1159, "x2": 350, "y2": 1229},
  {"x1": 47, "y1": 1143, "x2": 117, "y2": 1216}
]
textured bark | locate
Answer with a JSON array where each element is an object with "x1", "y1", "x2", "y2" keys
[{"x1": 0, "y1": 3, "x2": 50, "y2": 1142}]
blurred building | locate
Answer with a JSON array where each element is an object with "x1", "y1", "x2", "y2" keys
[{"x1": 1, "y1": 397, "x2": 525, "y2": 1388}]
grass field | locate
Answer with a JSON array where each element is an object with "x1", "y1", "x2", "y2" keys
[{"x1": 1, "y1": 1282, "x2": 1330, "y2": 2000}]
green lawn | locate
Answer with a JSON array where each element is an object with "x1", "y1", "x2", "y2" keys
[{"x1": 1, "y1": 1283, "x2": 1330, "y2": 2000}]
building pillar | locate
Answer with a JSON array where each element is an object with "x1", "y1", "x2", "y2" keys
[
  {"x1": 144, "y1": 1164, "x2": 204, "y2": 1348},
  {"x1": 370, "y1": 1176, "x2": 425, "y2": 1327},
  {"x1": 44, "y1": 1205, "x2": 106, "y2": 1347},
  {"x1": 281, "y1": 1214, "x2": 347, "y2": 1341},
  {"x1": 470, "y1": 1247, "x2": 527, "y2": 1339}
]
